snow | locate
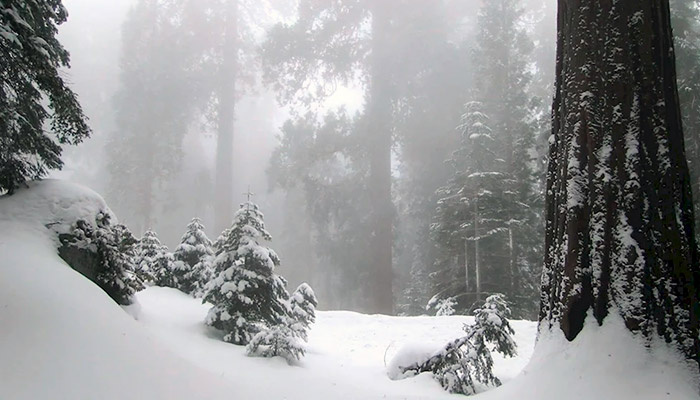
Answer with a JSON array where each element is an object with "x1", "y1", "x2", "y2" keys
[
  {"x1": 0, "y1": 179, "x2": 115, "y2": 236},
  {"x1": 1, "y1": 180, "x2": 698, "y2": 399},
  {"x1": 475, "y1": 314, "x2": 699, "y2": 400},
  {"x1": 0, "y1": 221, "x2": 238, "y2": 400},
  {"x1": 135, "y1": 288, "x2": 536, "y2": 399}
]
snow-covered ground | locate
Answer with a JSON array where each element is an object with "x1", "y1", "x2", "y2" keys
[
  {"x1": 1, "y1": 180, "x2": 698, "y2": 399},
  {"x1": 133, "y1": 287, "x2": 535, "y2": 399}
]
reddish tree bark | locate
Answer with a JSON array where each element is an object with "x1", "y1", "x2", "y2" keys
[{"x1": 541, "y1": 0, "x2": 700, "y2": 368}]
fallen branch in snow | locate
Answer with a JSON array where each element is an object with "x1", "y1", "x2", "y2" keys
[{"x1": 395, "y1": 294, "x2": 517, "y2": 395}]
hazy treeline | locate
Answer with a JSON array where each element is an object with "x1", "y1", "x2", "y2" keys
[{"x1": 55, "y1": 0, "x2": 700, "y2": 317}]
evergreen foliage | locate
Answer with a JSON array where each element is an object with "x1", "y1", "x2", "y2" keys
[
  {"x1": 204, "y1": 202, "x2": 290, "y2": 345},
  {"x1": 133, "y1": 230, "x2": 160, "y2": 284},
  {"x1": 60, "y1": 213, "x2": 142, "y2": 305},
  {"x1": 246, "y1": 323, "x2": 305, "y2": 363},
  {"x1": 288, "y1": 283, "x2": 318, "y2": 341},
  {"x1": 0, "y1": 0, "x2": 91, "y2": 193},
  {"x1": 399, "y1": 294, "x2": 517, "y2": 395},
  {"x1": 134, "y1": 230, "x2": 175, "y2": 287},
  {"x1": 430, "y1": 0, "x2": 542, "y2": 319},
  {"x1": 172, "y1": 218, "x2": 213, "y2": 296}
]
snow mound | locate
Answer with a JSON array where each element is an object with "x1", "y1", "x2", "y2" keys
[
  {"x1": 0, "y1": 181, "x2": 238, "y2": 399},
  {"x1": 386, "y1": 341, "x2": 441, "y2": 380},
  {"x1": 0, "y1": 179, "x2": 115, "y2": 236},
  {"x1": 476, "y1": 313, "x2": 700, "y2": 400}
]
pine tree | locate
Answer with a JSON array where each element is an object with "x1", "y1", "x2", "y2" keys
[
  {"x1": 151, "y1": 244, "x2": 175, "y2": 288},
  {"x1": 60, "y1": 213, "x2": 142, "y2": 305},
  {"x1": 204, "y1": 201, "x2": 290, "y2": 345},
  {"x1": 133, "y1": 229, "x2": 174, "y2": 288},
  {"x1": 288, "y1": 283, "x2": 318, "y2": 341},
  {"x1": 541, "y1": 0, "x2": 700, "y2": 370},
  {"x1": 246, "y1": 323, "x2": 305, "y2": 363},
  {"x1": 0, "y1": 0, "x2": 91, "y2": 193},
  {"x1": 172, "y1": 218, "x2": 213, "y2": 296},
  {"x1": 398, "y1": 294, "x2": 517, "y2": 395},
  {"x1": 94, "y1": 219, "x2": 144, "y2": 303},
  {"x1": 430, "y1": 0, "x2": 541, "y2": 319}
]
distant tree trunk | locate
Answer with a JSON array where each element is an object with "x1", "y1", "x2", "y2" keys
[
  {"x1": 541, "y1": 0, "x2": 700, "y2": 367},
  {"x1": 464, "y1": 238, "x2": 470, "y2": 293},
  {"x1": 474, "y1": 196, "x2": 481, "y2": 302},
  {"x1": 366, "y1": 2, "x2": 394, "y2": 315},
  {"x1": 214, "y1": 0, "x2": 238, "y2": 233}
]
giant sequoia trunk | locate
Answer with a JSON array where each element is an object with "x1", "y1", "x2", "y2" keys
[
  {"x1": 367, "y1": 2, "x2": 394, "y2": 315},
  {"x1": 541, "y1": 0, "x2": 700, "y2": 367},
  {"x1": 214, "y1": 0, "x2": 238, "y2": 233}
]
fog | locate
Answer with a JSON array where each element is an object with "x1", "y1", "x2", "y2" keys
[{"x1": 54, "y1": 0, "x2": 558, "y2": 314}]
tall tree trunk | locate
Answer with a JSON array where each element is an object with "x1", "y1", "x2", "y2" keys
[
  {"x1": 214, "y1": 1, "x2": 238, "y2": 233},
  {"x1": 474, "y1": 196, "x2": 481, "y2": 302},
  {"x1": 464, "y1": 238, "x2": 470, "y2": 293},
  {"x1": 541, "y1": 0, "x2": 700, "y2": 368},
  {"x1": 365, "y1": 3, "x2": 394, "y2": 315}
]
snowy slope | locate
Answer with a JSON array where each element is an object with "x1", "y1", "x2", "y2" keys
[
  {"x1": 0, "y1": 181, "x2": 239, "y2": 399},
  {"x1": 1, "y1": 180, "x2": 697, "y2": 400},
  {"x1": 133, "y1": 287, "x2": 536, "y2": 400}
]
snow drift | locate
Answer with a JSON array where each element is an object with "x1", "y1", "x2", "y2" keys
[{"x1": 1, "y1": 180, "x2": 697, "y2": 399}]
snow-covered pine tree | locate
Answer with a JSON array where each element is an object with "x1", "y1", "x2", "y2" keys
[
  {"x1": 430, "y1": 0, "x2": 542, "y2": 320},
  {"x1": 432, "y1": 100, "x2": 522, "y2": 313},
  {"x1": 399, "y1": 294, "x2": 516, "y2": 395},
  {"x1": 246, "y1": 323, "x2": 305, "y2": 363},
  {"x1": 94, "y1": 217, "x2": 144, "y2": 303},
  {"x1": 172, "y1": 218, "x2": 213, "y2": 296},
  {"x1": 134, "y1": 230, "x2": 174, "y2": 287},
  {"x1": 204, "y1": 201, "x2": 290, "y2": 345},
  {"x1": 60, "y1": 213, "x2": 142, "y2": 305},
  {"x1": 288, "y1": 283, "x2": 318, "y2": 341},
  {"x1": 151, "y1": 243, "x2": 175, "y2": 288},
  {"x1": 133, "y1": 230, "x2": 160, "y2": 284},
  {"x1": 542, "y1": 0, "x2": 700, "y2": 370},
  {"x1": 0, "y1": 0, "x2": 91, "y2": 193}
]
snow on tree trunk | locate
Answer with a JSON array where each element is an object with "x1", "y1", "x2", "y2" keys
[{"x1": 541, "y1": 0, "x2": 700, "y2": 368}]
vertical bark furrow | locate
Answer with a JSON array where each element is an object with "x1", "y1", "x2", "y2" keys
[{"x1": 541, "y1": 0, "x2": 700, "y2": 367}]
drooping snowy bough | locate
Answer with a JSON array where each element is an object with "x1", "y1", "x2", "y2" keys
[
  {"x1": 394, "y1": 294, "x2": 517, "y2": 395},
  {"x1": 542, "y1": 0, "x2": 699, "y2": 371}
]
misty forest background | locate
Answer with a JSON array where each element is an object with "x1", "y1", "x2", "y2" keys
[{"x1": 54, "y1": 0, "x2": 700, "y2": 319}]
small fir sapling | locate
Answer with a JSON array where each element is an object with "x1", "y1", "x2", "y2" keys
[
  {"x1": 94, "y1": 218, "x2": 144, "y2": 301},
  {"x1": 398, "y1": 294, "x2": 517, "y2": 395},
  {"x1": 133, "y1": 230, "x2": 161, "y2": 284},
  {"x1": 247, "y1": 282, "x2": 318, "y2": 362},
  {"x1": 246, "y1": 322, "x2": 306, "y2": 363},
  {"x1": 204, "y1": 202, "x2": 290, "y2": 345},
  {"x1": 151, "y1": 245, "x2": 175, "y2": 288},
  {"x1": 172, "y1": 218, "x2": 213, "y2": 296},
  {"x1": 60, "y1": 212, "x2": 142, "y2": 304},
  {"x1": 427, "y1": 295, "x2": 457, "y2": 316},
  {"x1": 288, "y1": 283, "x2": 318, "y2": 341}
]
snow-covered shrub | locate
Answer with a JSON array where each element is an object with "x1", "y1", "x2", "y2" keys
[
  {"x1": 134, "y1": 230, "x2": 174, "y2": 287},
  {"x1": 427, "y1": 295, "x2": 457, "y2": 316},
  {"x1": 172, "y1": 218, "x2": 213, "y2": 296},
  {"x1": 288, "y1": 283, "x2": 318, "y2": 341},
  {"x1": 59, "y1": 212, "x2": 142, "y2": 305},
  {"x1": 133, "y1": 231, "x2": 159, "y2": 284},
  {"x1": 398, "y1": 294, "x2": 517, "y2": 395},
  {"x1": 246, "y1": 323, "x2": 305, "y2": 363},
  {"x1": 204, "y1": 202, "x2": 290, "y2": 345}
]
